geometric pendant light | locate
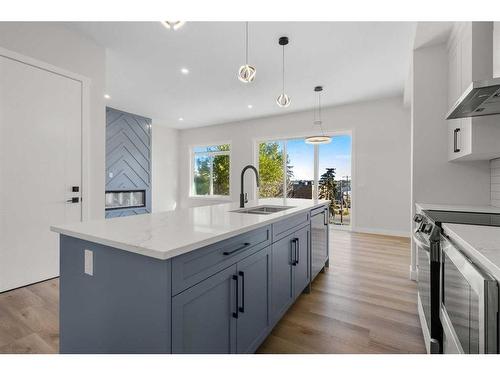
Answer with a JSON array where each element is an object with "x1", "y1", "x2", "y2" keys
[
  {"x1": 276, "y1": 36, "x2": 291, "y2": 107},
  {"x1": 238, "y1": 22, "x2": 256, "y2": 83}
]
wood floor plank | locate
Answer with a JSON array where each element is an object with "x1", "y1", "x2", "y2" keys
[
  {"x1": 0, "y1": 230, "x2": 425, "y2": 354},
  {"x1": 256, "y1": 230, "x2": 426, "y2": 354}
]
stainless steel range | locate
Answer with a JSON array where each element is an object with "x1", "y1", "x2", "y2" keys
[{"x1": 413, "y1": 209, "x2": 500, "y2": 354}]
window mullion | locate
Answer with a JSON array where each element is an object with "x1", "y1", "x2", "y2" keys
[
  {"x1": 209, "y1": 156, "x2": 214, "y2": 196},
  {"x1": 282, "y1": 141, "x2": 287, "y2": 198}
]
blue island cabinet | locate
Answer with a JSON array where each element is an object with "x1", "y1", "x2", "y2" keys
[
  {"x1": 271, "y1": 224, "x2": 310, "y2": 324},
  {"x1": 171, "y1": 246, "x2": 271, "y2": 354},
  {"x1": 58, "y1": 207, "x2": 328, "y2": 354}
]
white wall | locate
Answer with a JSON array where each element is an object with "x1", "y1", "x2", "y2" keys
[
  {"x1": 410, "y1": 43, "x2": 491, "y2": 276},
  {"x1": 178, "y1": 96, "x2": 411, "y2": 237},
  {"x1": 152, "y1": 124, "x2": 179, "y2": 212},
  {"x1": 492, "y1": 158, "x2": 500, "y2": 207},
  {"x1": 0, "y1": 22, "x2": 106, "y2": 220}
]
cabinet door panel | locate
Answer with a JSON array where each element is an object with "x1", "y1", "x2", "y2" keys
[
  {"x1": 293, "y1": 226, "x2": 310, "y2": 299},
  {"x1": 172, "y1": 265, "x2": 237, "y2": 353},
  {"x1": 271, "y1": 235, "x2": 294, "y2": 324},
  {"x1": 236, "y1": 247, "x2": 271, "y2": 353}
]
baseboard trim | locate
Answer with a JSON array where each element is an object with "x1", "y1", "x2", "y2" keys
[
  {"x1": 409, "y1": 266, "x2": 418, "y2": 281},
  {"x1": 352, "y1": 226, "x2": 410, "y2": 238}
]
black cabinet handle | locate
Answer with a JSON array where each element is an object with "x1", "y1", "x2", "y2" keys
[
  {"x1": 223, "y1": 242, "x2": 251, "y2": 256},
  {"x1": 238, "y1": 271, "x2": 245, "y2": 313},
  {"x1": 66, "y1": 197, "x2": 79, "y2": 203},
  {"x1": 453, "y1": 128, "x2": 461, "y2": 153},
  {"x1": 232, "y1": 275, "x2": 239, "y2": 319},
  {"x1": 295, "y1": 238, "x2": 300, "y2": 265},
  {"x1": 290, "y1": 239, "x2": 296, "y2": 266},
  {"x1": 324, "y1": 209, "x2": 329, "y2": 226}
]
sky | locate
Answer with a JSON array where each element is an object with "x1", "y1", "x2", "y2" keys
[{"x1": 287, "y1": 135, "x2": 352, "y2": 181}]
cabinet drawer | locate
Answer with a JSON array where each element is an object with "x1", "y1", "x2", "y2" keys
[
  {"x1": 272, "y1": 212, "x2": 310, "y2": 241},
  {"x1": 172, "y1": 225, "x2": 271, "y2": 295}
]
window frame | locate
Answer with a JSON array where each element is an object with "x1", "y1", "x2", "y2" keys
[
  {"x1": 189, "y1": 142, "x2": 232, "y2": 199},
  {"x1": 253, "y1": 131, "x2": 353, "y2": 229}
]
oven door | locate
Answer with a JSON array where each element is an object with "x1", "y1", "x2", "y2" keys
[{"x1": 440, "y1": 235, "x2": 498, "y2": 354}]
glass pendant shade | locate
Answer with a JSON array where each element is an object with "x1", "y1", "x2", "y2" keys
[
  {"x1": 276, "y1": 93, "x2": 291, "y2": 107},
  {"x1": 238, "y1": 64, "x2": 256, "y2": 83}
]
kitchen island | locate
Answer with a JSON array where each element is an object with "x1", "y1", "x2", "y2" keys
[{"x1": 51, "y1": 198, "x2": 330, "y2": 354}]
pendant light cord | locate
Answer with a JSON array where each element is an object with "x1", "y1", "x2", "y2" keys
[
  {"x1": 318, "y1": 91, "x2": 326, "y2": 136},
  {"x1": 245, "y1": 22, "x2": 249, "y2": 65},
  {"x1": 282, "y1": 45, "x2": 285, "y2": 93}
]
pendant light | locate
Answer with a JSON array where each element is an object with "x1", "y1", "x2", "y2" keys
[
  {"x1": 276, "y1": 36, "x2": 291, "y2": 107},
  {"x1": 305, "y1": 86, "x2": 331, "y2": 144},
  {"x1": 238, "y1": 22, "x2": 256, "y2": 83},
  {"x1": 161, "y1": 21, "x2": 186, "y2": 31}
]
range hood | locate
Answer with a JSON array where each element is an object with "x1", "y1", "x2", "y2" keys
[{"x1": 446, "y1": 77, "x2": 500, "y2": 119}]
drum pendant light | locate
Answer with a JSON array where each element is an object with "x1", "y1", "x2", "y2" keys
[
  {"x1": 276, "y1": 36, "x2": 291, "y2": 107},
  {"x1": 238, "y1": 22, "x2": 256, "y2": 83},
  {"x1": 305, "y1": 86, "x2": 331, "y2": 144}
]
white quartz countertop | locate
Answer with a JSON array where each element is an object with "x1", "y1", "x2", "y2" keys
[
  {"x1": 415, "y1": 202, "x2": 500, "y2": 214},
  {"x1": 442, "y1": 223, "x2": 500, "y2": 281},
  {"x1": 51, "y1": 198, "x2": 329, "y2": 260}
]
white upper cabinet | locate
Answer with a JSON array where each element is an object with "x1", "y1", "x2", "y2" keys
[{"x1": 447, "y1": 22, "x2": 500, "y2": 161}]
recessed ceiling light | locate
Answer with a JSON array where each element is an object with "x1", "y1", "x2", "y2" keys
[
  {"x1": 104, "y1": 94, "x2": 111, "y2": 99},
  {"x1": 178, "y1": 117, "x2": 184, "y2": 121},
  {"x1": 247, "y1": 104, "x2": 253, "y2": 109},
  {"x1": 181, "y1": 68, "x2": 189, "y2": 75},
  {"x1": 161, "y1": 21, "x2": 186, "y2": 31}
]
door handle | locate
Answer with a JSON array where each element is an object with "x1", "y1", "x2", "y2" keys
[
  {"x1": 294, "y1": 238, "x2": 300, "y2": 265},
  {"x1": 324, "y1": 210, "x2": 329, "y2": 226},
  {"x1": 223, "y1": 242, "x2": 251, "y2": 256},
  {"x1": 238, "y1": 271, "x2": 245, "y2": 313},
  {"x1": 232, "y1": 275, "x2": 239, "y2": 319},
  {"x1": 453, "y1": 128, "x2": 461, "y2": 153},
  {"x1": 291, "y1": 238, "x2": 299, "y2": 266},
  {"x1": 66, "y1": 197, "x2": 80, "y2": 203}
]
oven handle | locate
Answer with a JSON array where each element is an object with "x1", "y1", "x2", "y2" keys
[{"x1": 412, "y1": 230, "x2": 430, "y2": 252}]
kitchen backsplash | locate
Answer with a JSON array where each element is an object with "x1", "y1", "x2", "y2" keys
[{"x1": 492, "y1": 158, "x2": 500, "y2": 207}]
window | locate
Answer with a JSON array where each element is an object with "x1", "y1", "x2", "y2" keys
[
  {"x1": 191, "y1": 144, "x2": 230, "y2": 197},
  {"x1": 257, "y1": 135, "x2": 352, "y2": 226}
]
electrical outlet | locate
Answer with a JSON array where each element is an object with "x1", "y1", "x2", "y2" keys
[{"x1": 84, "y1": 249, "x2": 93, "y2": 276}]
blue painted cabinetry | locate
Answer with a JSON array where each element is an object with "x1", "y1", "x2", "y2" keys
[{"x1": 58, "y1": 207, "x2": 328, "y2": 353}]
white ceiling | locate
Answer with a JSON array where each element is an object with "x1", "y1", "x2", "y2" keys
[{"x1": 67, "y1": 22, "x2": 416, "y2": 129}]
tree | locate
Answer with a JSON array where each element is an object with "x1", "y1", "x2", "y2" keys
[
  {"x1": 258, "y1": 142, "x2": 294, "y2": 198},
  {"x1": 318, "y1": 168, "x2": 337, "y2": 219},
  {"x1": 212, "y1": 144, "x2": 230, "y2": 195}
]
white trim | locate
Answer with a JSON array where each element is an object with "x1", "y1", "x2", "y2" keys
[
  {"x1": 409, "y1": 266, "x2": 418, "y2": 281},
  {"x1": 0, "y1": 46, "x2": 91, "y2": 222},
  {"x1": 353, "y1": 226, "x2": 411, "y2": 238}
]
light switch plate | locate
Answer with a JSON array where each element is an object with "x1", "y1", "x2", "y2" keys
[{"x1": 84, "y1": 249, "x2": 93, "y2": 276}]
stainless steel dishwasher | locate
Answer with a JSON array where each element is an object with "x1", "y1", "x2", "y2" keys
[{"x1": 311, "y1": 206, "x2": 329, "y2": 281}]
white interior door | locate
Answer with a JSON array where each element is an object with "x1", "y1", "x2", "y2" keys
[{"x1": 0, "y1": 54, "x2": 82, "y2": 292}]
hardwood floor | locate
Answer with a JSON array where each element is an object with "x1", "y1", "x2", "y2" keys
[
  {"x1": 257, "y1": 230, "x2": 426, "y2": 354},
  {"x1": 0, "y1": 230, "x2": 425, "y2": 354}
]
